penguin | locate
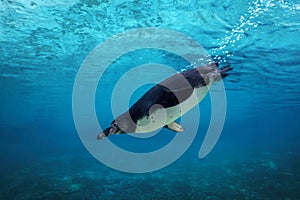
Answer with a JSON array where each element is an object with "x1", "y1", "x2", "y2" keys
[{"x1": 97, "y1": 63, "x2": 232, "y2": 140}]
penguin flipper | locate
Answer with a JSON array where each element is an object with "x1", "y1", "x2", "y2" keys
[{"x1": 165, "y1": 122, "x2": 184, "y2": 132}]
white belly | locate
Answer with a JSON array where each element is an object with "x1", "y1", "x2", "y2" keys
[{"x1": 135, "y1": 85, "x2": 209, "y2": 133}]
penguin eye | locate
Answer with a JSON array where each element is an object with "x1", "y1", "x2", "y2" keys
[{"x1": 112, "y1": 122, "x2": 117, "y2": 128}]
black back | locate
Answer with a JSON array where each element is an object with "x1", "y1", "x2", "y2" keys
[{"x1": 128, "y1": 68, "x2": 206, "y2": 122}]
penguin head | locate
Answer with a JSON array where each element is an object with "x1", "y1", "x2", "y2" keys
[
  {"x1": 106, "y1": 120, "x2": 123, "y2": 135},
  {"x1": 97, "y1": 120, "x2": 123, "y2": 140}
]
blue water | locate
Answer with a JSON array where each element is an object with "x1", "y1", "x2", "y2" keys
[{"x1": 1, "y1": 0, "x2": 300, "y2": 199}]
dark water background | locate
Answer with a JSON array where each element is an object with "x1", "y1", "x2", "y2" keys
[{"x1": 1, "y1": 0, "x2": 300, "y2": 199}]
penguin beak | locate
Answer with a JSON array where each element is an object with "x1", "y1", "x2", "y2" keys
[{"x1": 97, "y1": 127, "x2": 110, "y2": 140}]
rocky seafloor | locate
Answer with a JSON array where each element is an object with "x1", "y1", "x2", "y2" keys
[{"x1": 1, "y1": 151, "x2": 299, "y2": 200}]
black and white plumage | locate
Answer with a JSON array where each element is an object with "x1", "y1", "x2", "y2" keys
[{"x1": 97, "y1": 63, "x2": 232, "y2": 140}]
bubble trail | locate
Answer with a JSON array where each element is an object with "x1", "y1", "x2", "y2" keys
[{"x1": 208, "y1": 0, "x2": 273, "y2": 65}]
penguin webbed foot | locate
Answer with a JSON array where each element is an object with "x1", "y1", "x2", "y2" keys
[
  {"x1": 218, "y1": 65, "x2": 233, "y2": 74},
  {"x1": 216, "y1": 64, "x2": 233, "y2": 79},
  {"x1": 164, "y1": 122, "x2": 184, "y2": 132}
]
